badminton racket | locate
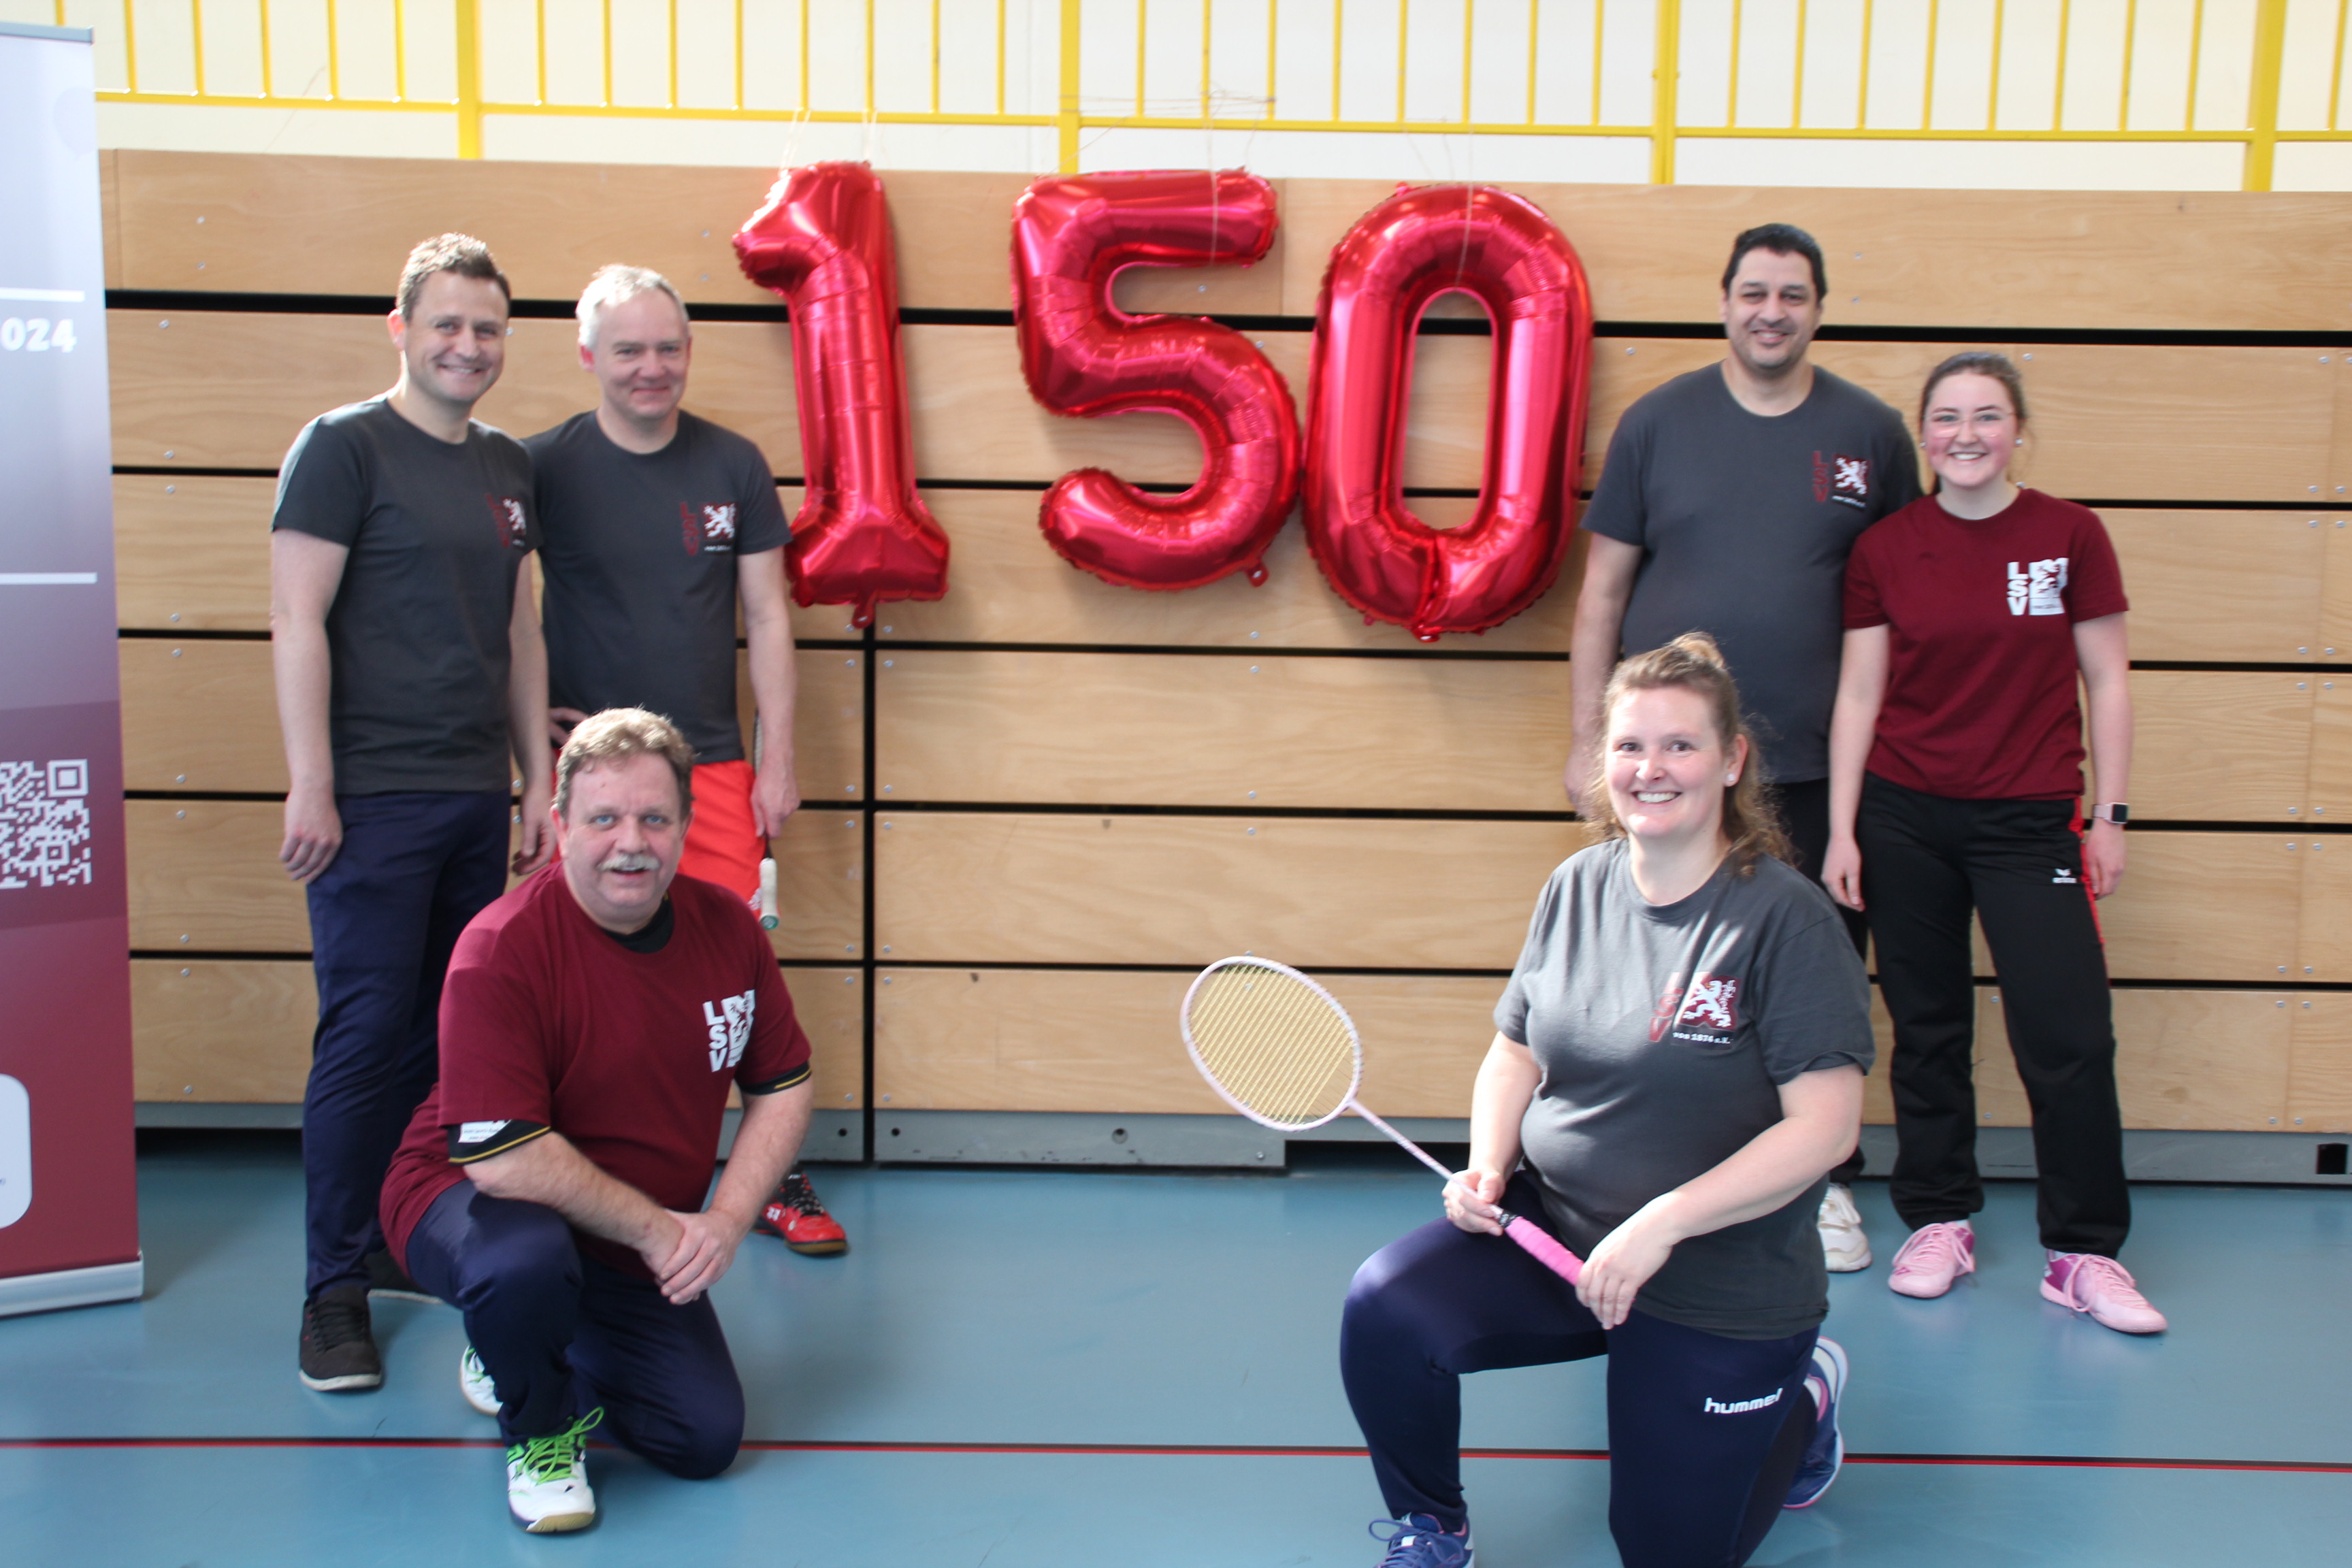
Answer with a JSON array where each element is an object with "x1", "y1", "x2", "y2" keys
[
  {"x1": 1180, "y1": 956, "x2": 1582, "y2": 1286},
  {"x1": 757, "y1": 857, "x2": 780, "y2": 930}
]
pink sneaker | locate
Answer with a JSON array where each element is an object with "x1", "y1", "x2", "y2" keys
[
  {"x1": 2042, "y1": 1252, "x2": 2167, "y2": 1335},
  {"x1": 1887, "y1": 1220, "x2": 1975, "y2": 1298}
]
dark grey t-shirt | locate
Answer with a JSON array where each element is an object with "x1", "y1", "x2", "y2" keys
[
  {"x1": 527, "y1": 411, "x2": 790, "y2": 764},
  {"x1": 1494, "y1": 838, "x2": 1874, "y2": 1339},
  {"x1": 1582, "y1": 365, "x2": 1921, "y2": 781},
  {"x1": 272, "y1": 397, "x2": 536, "y2": 796}
]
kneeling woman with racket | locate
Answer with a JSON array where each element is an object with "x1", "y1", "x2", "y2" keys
[{"x1": 1341, "y1": 634, "x2": 1874, "y2": 1568}]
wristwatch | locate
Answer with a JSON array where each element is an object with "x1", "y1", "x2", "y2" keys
[{"x1": 2089, "y1": 803, "x2": 2129, "y2": 826}]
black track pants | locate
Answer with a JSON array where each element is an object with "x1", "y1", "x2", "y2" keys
[
  {"x1": 1857, "y1": 773, "x2": 2129, "y2": 1256},
  {"x1": 1340, "y1": 1175, "x2": 1820, "y2": 1568}
]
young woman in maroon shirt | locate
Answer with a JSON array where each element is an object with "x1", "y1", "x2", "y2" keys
[{"x1": 1820, "y1": 352, "x2": 2165, "y2": 1335}]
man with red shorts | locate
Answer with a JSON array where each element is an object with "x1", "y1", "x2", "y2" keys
[
  {"x1": 527, "y1": 264, "x2": 844, "y2": 1252},
  {"x1": 379, "y1": 709, "x2": 816, "y2": 1532}
]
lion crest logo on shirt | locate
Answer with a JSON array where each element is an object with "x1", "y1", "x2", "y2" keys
[
  {"x1": 702, "y1": 990, "x2": 755, "y2": 1072},
  {"x1": 1651, "y1": 971, "x2": 1741, "y2": 1044},
  {"x1": 681, "y1": 502, "x2": 738, "y2": 555},
  {"x1": 485, "y1": 493, "x2": 529, "y2": 549}
]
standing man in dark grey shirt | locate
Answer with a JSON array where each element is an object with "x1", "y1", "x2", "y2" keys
[
  {"x1": 270, "y1": 234, "x2": 553, "y2": 1393},
  {"x1": 528, "y1": 265, "x2": 846, "y2": 1255},
  {"x1": 1569, "y1": 225, "x2": 1919, "y2": 1273}
]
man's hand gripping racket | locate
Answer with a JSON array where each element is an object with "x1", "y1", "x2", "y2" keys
[{"x1": 1181, "y1": 958, "x2": 1582, "y2": 1287}]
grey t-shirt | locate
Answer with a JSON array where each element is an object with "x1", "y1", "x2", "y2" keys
[
  {"x1": 1494, "y1": 838, "x2": 1874, "y2": 1339},
  {"x1": 1582, "y1": 365, "x2": 1921, "y2": 781},
  {"x1": 527, "y1": 410, "x2": 789, "y2": 764},
  {"x1": 272, "y1": 397, "x2": 536, "y2": 796}
]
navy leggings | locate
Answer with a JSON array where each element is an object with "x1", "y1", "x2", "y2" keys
[
  {"x1": 302, "y1": 788, "x2": 510, "y2": 1297},
  {"x1": 1341, "y1": 1176, "x2": 1819, "y2": 1568},
  {"x1": 402, "y1": 1181, "x2": 745, "y2": 1475}
]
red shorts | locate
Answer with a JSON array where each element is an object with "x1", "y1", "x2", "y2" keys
[
  {"x1": 550, "y1": 758, "x2": 764, "y2": 907},
  {"x1": 678, "y1": 760, "x2": 765, "y2": 906}
]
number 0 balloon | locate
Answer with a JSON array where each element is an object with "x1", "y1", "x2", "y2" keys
[{"x1": 1303, "y1": 185, "x2": 1593, "y2": 640}]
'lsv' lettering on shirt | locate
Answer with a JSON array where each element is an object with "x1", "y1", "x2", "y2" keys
[
  {"x1": 680, "y1": 502, "x2": 739, "y2": 555},
  {"x1": 1811, "y1": 451, "x2": 1872, "y2": 507},
  {"x1": 2006, "y1": 556, "x2": 2069, "y2": 616},
  {"x1": 702, "y1": 990, "x2": 756, "y2": 1071}
]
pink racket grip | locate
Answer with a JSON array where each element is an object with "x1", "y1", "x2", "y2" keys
[{"x1": 1502, "y1": 1213, "x2": 1584, "y2": 1286}]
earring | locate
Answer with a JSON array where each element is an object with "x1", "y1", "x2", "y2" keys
[{"x1": 2014, "y1": 438, "x2": 2023, "y2": 446}]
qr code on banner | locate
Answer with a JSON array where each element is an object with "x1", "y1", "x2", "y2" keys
[{"x1": 0, "y1": 760, "x2": 93, "y2": 889}]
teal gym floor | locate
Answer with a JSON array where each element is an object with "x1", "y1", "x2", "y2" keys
[{"x1": 3, "y1": 1134, "x2": 2348, "y2": 1565}]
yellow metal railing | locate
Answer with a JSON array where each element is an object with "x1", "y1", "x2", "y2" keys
[{"x1": 54, "y1": 0, "x2": 2336, "y2": 189}]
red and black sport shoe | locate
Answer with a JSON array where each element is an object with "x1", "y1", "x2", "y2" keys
[{"x1": 754, "y1": 1166, "x2": 847, "y2": 1256}]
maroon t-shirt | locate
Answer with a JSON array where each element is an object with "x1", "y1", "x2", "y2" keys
[
  {"x1": 1843, "y1": 488, "x2": 2129, "y2": 801},
  {"x1": 380, "y1": 866, "x2": 811, "y2": 1278}
]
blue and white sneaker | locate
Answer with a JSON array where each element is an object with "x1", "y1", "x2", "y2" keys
[
  {"x1": 1369, "y1": 1513, "x2": 1473, "y2": 1567},
  {"x1": 1782, "y1": 1336, "x2": 1848, "y2": 1509}
]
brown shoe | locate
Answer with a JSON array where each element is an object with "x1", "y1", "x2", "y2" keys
[{"x1": 299, "y1": 1285, "x2": 384, "y2": 1392}]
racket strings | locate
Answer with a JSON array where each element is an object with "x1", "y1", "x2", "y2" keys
[{"x1": 1186, "y1": 964, "x2": 1356, "y2": 1127}]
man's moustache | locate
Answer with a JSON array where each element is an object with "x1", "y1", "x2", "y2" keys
[{"x1": 599, "y1": 853, "x2": 662, "y2": 872}]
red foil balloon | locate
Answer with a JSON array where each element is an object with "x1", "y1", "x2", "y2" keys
[
  {"x1": 734, "y1": 161, "x2": 949, "y2": 626},
  {"x1": 1303, "y1": 184, "x2": 1593, "y2": 639},
  {"x1": 1011, "y1": 170, "x2": 1300, "y2": 591}
]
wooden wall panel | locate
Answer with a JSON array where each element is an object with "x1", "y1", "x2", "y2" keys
[
  {"x1": 2323, "y1": 515, "x2": 2352, "y2": 664},
  {"x1": 121, "y1": 638, "x2": 284, "y2": 792},
  {"x1": 785, "y1": 968, "x2": 868, "y2": 1111},
  {"x1": 762, "y1": 808, "x2": 866, "y2": 961},
  {"x1": 1277, "y1": 183, "x2": 2352, "y2": 332},
  {"x1": 127, "y1": 800, "x2": 309, "y2": 951},
  {"x1": 131, "y1": 958, "x2": 867, "y2": 1107},
  {"x1": 872, "y1": 967, "x2": 1500, "y2": 1117},
  {"x1": 113, "y1": 475, "x2": 275, "y2": 632},
  {"x1": 115, "y1": 153, "x2": 2352, "y2": 332},
  {"x1": 117, "y1": 642, "x2": 863, "y2": 798},
  {"x1": 874, "y1": 813, "x2": 1595, "y2": 969},
  {"x1": 2106, "y1": 510, "x2": 2328, "y2": 663},
  {"x1": 2287, "y1": 994, "x2": 2352, "y2": 1133},
  {"x1": 125, "y1": 798, "x2": 862, "y2": 958},
  {"x1": 2296, "y1": 836, "x2": 2352, "y2": 982},
  {"x1": 110, "y1": 473, "x2": 849, "y2": 640},
  {"x1": 872, "y1": 651, "x2": 1569, "y2": 811},
  {"x1": 2310, "y1": 681, "x2": 2352, "y2": 819},
  {"x1": 1973, "y1": 988, "x2": 2293, "y2": 1131},
  {"x1": 111, "y1": 312, "x2": 2332, "y2": 504},
  {"x1": 2095, "y1": 833, "x2": 2304, "y2": 982},
  {"x1": 131, "y1": 959, "x2": 313, "y2": 1102},
  {"x1": 874, "y1": 489, "x2": 1580, "y2": 652},
  {"x1": 2129, "y1": 671, "x2": 2311, "y2": 823}
]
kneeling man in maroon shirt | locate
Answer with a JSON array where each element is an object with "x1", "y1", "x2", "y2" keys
[{"x1": 379, "y1": 707, "x2": 815, "y2": 1533}]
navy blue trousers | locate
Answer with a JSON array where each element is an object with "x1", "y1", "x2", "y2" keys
[
  {"x1": 403, "y1": 1181, "x2": 745, "y2": 1474},
  {"x1": 302, "y1": 789, "x2": 509, "y2": 1297},
  {"x1": 1341, "y1": 1176, "x2": 1819, "y2": 1568}
]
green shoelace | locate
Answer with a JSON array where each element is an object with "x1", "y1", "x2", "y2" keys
[{"x1": 508, "y1": 1407, "x2": 605, "y2": 1484}]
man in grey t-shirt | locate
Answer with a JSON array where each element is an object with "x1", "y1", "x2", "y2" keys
[
  {"x1": 1569, "y1": 225, "x2": 1917, "y2": 1265},
  {"x1": 271, "y1": 234, "x2": 553, "y2": 1395}
]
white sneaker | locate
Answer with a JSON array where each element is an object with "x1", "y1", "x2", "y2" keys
[
  {"x1": 505, "y1": 1408, "x2": 602, "y2": 1533},
  {"x1": 459, "y1": 1345, "x2": 499, "y2": 1416},
  {"x1": 1818, "y1": 1183, "x2": 1872, "y2": 1272}
]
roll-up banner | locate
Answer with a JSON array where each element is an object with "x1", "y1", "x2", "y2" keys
[{"x1": 0, "y1": 20, "x2": 142, "y2": 1318}]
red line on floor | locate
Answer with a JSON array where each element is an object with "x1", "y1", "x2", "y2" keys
[{"x1": 1, "y1": 1436, "x2": 2349, "y2": 1473}]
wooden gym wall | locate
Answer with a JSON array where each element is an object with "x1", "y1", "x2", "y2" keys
[{"x1": 97, "y1": 150, "x2": 2352, "y2": 1151}]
